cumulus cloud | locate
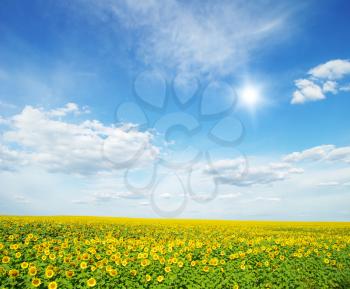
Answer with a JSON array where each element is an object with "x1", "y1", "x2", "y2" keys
[
  {"x1": 322, "y1": 81, "x2": 338, "y2": 94},
  {"x1": 48, "y1": 102, "x2": 90, "y2": 117},
  {"x1": 0, "y1": 144, "x2": 26, "y2": 171},
  {"x1": 0, "y1": 103, "x2": 159, "y2": 174},
  {"x1": 206, "y1": 158, "x2": 303, "y2": 187},
  {"x1": 283, "y1": 145, "x2": 335, "y2": 162},
  {"x1": 292, "y1": 59, "x2": 350, "y2": 104},
  {"x1": 291, "y1": 79, "x2": 325, "y2": 104},
  {"x1": 206, "y1": 144, "x2": 350, "y2": 187},
  {"x1": 283, "y1": 144, "x2": 350, "y2": 164},
  {"x1": 308, "y1": 59, "x2": 350, "y2": 80}
]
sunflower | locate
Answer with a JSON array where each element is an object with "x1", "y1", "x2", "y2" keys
[
  {"x1": 80, "y1": 261, "x2": 88, "y2": 269},
  {"x1": 140, "y1": 259, "x2": 149, "y2": 267},
  {"x1": 157, "y1": 275, "x2": 164, "y2": 283},
  {"x1": 87, "y1": 278, "x2": 97, "y2": 287},
  {"x1": 45, "y1": 269, "x2": 54, "y2": 278},
  {"x1": 21, "y1": 262, "x2": 29, "y2": 269},
  {"x1": 65, "y1": 270, "x2": 74, "y2": 278},
  {"x1": 209, "y1": 258, "x2": 219, "y2": 266},
  {"x1": 109, "y1": 269, "x2": 118, "y2": 277},
  {"x1": 32, "y1": 278, "x2": 41, "y2": 287},
  {"x1": 121, "y1": 260, "x2": 128, "y2": 266},
  {"x1": 28, "y1": 266, "x2": 38, "y2": 276},
  {"x1": 164, "y1": 266, "x2": 171, "y2": 273},
  {"x1": 145, "y1": 274, "x2": 152, "y2": 282},
  {"x1": 8, "y1": 269, "x2": 19, "y2": 278},
  {"x1": 2, "y1": 256, "x2": 10, "y2": 264},
  {"x1": 48, "y1": 281, "x2": 58, "y2": 289}
]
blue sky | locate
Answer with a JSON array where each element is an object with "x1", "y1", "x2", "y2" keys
[{"x1": 0, "y1": 0, "x2": 350, "y2": 220}]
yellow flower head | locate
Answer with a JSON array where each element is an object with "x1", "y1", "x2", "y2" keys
[
  {"x1": 48, "y1": 281, "x2": 58, "y2": 289},
  {"x1": 29, "y1": 266, "x2": 38, "y2": 276},
  {"x1": 80, "y1": 261, "x2": 88, "y2": 269},
  {"x1": 164, "y1": 266, "x2": 171, "y2": 273},
  {"x1": 157, "y1": 275, "x2": 164, "y2": 283},
  {"x1": 2, "y1": 256, "x2": 10, "y2": 264},
  {"x1": 65, "y1": 270, "x2": 74, "y2": 278},
  {"x1": 140, "y1": 259, "x2": 149, "y2": 267},
  {"x1": 209, "y1": 258, "x2": 219, "y2": 266},
  {"x1": 145, "y1": 274, "x2": 152, "y2": 282},
  {"x1": 45, "y1": 269, "x2": 54, "y2": 278},
  {"x1": 87, "y1": 278, "x2": 97, "y2": 287},
  {"x1": 109, "y1": 269, "x2": 118, "y2": 277},
  {"x1": 9, "y1": 269, "x2": 19, "y2": 278},
  {"x1": 21, "y1": 262, "x2": 29, "y2": 269},
  {"x1": 32, "y1": 278, "x2": 41, "y2": 287}
]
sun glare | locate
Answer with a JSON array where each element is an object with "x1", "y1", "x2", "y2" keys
[{"x1": 239, "y1": 85, "x2": 261, "y2": 110}]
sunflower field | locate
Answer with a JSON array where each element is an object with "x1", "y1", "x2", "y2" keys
[{"x1": 0, "y1": 216, "x2": 349, "y2": 289}]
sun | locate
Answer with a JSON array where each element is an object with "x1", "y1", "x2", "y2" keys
[
  {"x1": 238, "y1": 84, "x2": 262, "y2": 111},
  {"x1": 238, "y1": 85, "x2": 261, "y2": 110}
]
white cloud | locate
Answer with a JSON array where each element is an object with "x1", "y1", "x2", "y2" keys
[
  {"x1": 14, "y1": 195, "x2": 31, "y2": 204},
  {"x1": 159, "y1": 192, "x2": 172, "y2": 199},
  {"x1": 317, "y1": 181, "x2": 340, "y2": 187},
  {"x1": 0, "y1": 104, "x2": 159, "y2": 175},
  {"x1": 84, "y1": 0, "x2": 293, "y2": 76},
  {"x1": 0, "y1": 144, "x2": 26, "y2": 171},
  {"x1": 309, "y1": 59, "x2": 350, "y2": 80},
  {"x1": 340, "y1": 84, "x2": 350, "y2": 91},
  {"x1": 206, "y1": 144, "x2": 350, "y2": 188},
  {"x1": 217, "y1": 192, "x2": 242, "y2": 199},
  {"x1": 206, "y1": 158, "x2": 302, "y2": 187},
  {"x1": 284, "y1": 144, "x2": 350, "y2": 164},
  {"x1": 328, "y1": 147, "x2": 350, "y2": 163},
  {"x1": 246, "y1": 196, "x2": 281, "y2": 202},
  {"x1": 322, "y1": 81, "x2": 337, "y2": 94},
  {"x1": 283, "y1": 145, "x2": 335, "y2": 162},
  {"x1": 292, "y1": 59, "x2": 350, "y2": 104},
  {"x1": 0, "y1": 100, "x2": 17, "y2": 110},
  {"x1": 139, "y1": 201, "x2": 150, "y2": 207},
  {"x1": 291, "y1": 79, "x2": 325, "y2": 104},
  {"x1": 48, "y1": 102, "x2": 89, "y2": 117}
]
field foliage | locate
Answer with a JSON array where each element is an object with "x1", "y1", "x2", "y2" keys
[{"x1": 0, "y1": 217, "x2": 350, "y2": 288}]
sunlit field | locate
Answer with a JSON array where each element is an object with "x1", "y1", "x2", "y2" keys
[{"x1": 0, "y1": 217, "x2": 350, "y2": 289}]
